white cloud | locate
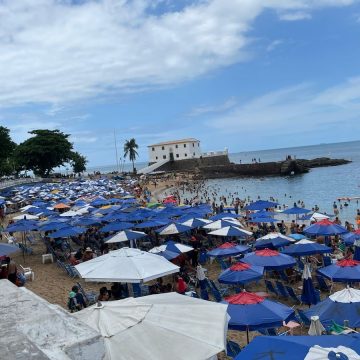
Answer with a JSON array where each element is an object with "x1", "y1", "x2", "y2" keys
[
  {"x1": 0, "y1": 0, "x2": 358, "y2": 108},
  {"x1": 266, "y1": 39, "x2": 283, "y2": 52},
  {"x1": 188, "y1": 97, "x2": 237, "y2": 117},
  {"x1": 278, "y1": 11, "x2": 312, "y2": 21},
  {"x1": 206, "y1": 78, "x2": 360, "y2": 142}
]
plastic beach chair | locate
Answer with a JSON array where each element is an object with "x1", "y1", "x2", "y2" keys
[
  {"x1": 76, "y1": 282, "x2": 97, "y2": 305},
  {"x1": 275, "y1": 281, "x2": 289, "y2": 298},
  {"x1": 226, "y1": 340, "x2": 241, "y2": 358},
  {"x1": 285, "y1": 285, "x2": 301, "y2": 304},
  {"x1": 264, "y1": 279, "x2": 278, "y2": 296},
  {"x1": 316, "y1": 275, "x2": 331, "y2": 292}
]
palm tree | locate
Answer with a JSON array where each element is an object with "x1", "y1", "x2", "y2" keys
[{"x1": 124, "y1": 138, "x2": 139, "y2": 173}]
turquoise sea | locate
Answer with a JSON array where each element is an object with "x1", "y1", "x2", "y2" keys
[{"x1": 91, "y1": 140, "x2": 360, "y2": 224}]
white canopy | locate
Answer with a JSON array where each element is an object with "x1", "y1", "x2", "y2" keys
[
  {"x1": 149, "y1": 243, "x2": 194, "y2": 254},
  {"x1": 75, "y1": 247, "x2": 179, "y2": 283},
  {"x1": 12, "y1": 214, "x2": 39, "y2": 220},
  {"x1": 256, "y1": 232, "x2": 295, "y2": 242},
  {"x1": 203, "y1": 219, "x2": 242, "y2": 230},
  {"x1": 311, "y1": 212, "x2": 330, "y2": 221},
  {"x1": 329, "y1": 287, "x2": 360, "y2": 303},
  {"x1": 304, "y1": 345, "x2": 360, "y2": 360},
  {"x1": 74, "y1": 292, "x2": 228, "y2": 360}
]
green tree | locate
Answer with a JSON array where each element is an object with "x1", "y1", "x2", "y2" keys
[
  {"x1": 0, "y1": 126, "x2": 17, "y2": 176},
  {"x1": 14, "y1": 129, "x2": 74, "y2": 177},
  {"x1": 123, "y1": 138, "x2": 138, "y2": 173},
  {"x1": 70, "y1": 151, "x2": 87, "y2": 175}
]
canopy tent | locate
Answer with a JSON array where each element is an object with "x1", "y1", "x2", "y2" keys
[
  {"x1": 218, "y1": 262, "x2": 264, "y2": 285},
  {"x1": 105, "y1": 230, "x2": 147, "y2": 244},
  {"x1": 304, "y1": 219, "x2": 348, "y2": 236},
  {"x1": 75, "y1": 247, "x2": 179, "y2": 283},
  {"x1": 234, "y1": 334, "x2": 360, "y2": 360},
  {"x1": 303, "y1": 287, "x2": 360, "y2": 328},
  {"x1": 207, "y1": 242, "x2": 250, "y2": 257},
  {"x1": 242, "y1": 249, "x2": 296, "y2": 270},
  {"x1": 317, "y1": 259, "x2": 360, "y2": 283},
  {"x1": 282, "y1": 239, "x2": 332, "y2": 256},
  {"x1": 224, "y1": 292, "x2": 294, "y2": 343},
  {"x1": 74, "y1": 293, "x2": 228, "y2": 360},
  {"x1": 208, "y1": 226, "x2": 252, "y2": 238},
  {"x1": 254, "y1": 233, "x2": 294, "y2": 249}
]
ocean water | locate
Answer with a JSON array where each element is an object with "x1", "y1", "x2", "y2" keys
[
  {"x1": 193, "y1": 141, "x2": 360, "y2": 224},
  {"x1": 91, "y1": 140, "x2": 360, "y2": 224}
]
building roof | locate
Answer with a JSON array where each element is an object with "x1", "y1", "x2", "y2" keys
[{"x1": 148, "y1": 138, "x2": 200, "y2": 147}]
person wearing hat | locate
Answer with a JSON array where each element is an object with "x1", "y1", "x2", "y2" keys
[{"x1": 82, "y1": 247, "x2": 94, "y2": 262}]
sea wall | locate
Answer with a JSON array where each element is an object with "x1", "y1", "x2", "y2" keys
[
  {"x1": 155, "y1": 156, "x2": 350, "y2": 178},
  {"x1": 157, "y1": 154, "x2": 230, "y2": 172}
]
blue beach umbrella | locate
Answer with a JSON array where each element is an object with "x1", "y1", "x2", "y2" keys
[
  {"x1": 304, "y1": 219, "x2": 348, "y2": 236},
  {"x1": 218, "y1": 262, "x2": 264, "y2": 285},
  {"x1": 49, "y1": 226, "x2": 85, "y2": 238},
  {"x1": 255, "y1": 233, "x2": 294, "y2": 250},
  {"x1": 38, "y1": 221, "x2": 67, "y2": 232},
  {"x1": 209, "y1": 213, "x2": 239, "y2": 221},
  {"x1": 244, "y1": 200, "x2": 278, "y2": 211},
  {"x1": 288, "y1": 233, "x2": 306, "y2": 241},
  {"x1": 134, "y1": 220, "x2": 169, "y2": 229},
  {"x1": 249, "y1": 217, "x2": 278, "y2": 223},
  {"x1": 0, "y1": 243, "x2": 21, "y2": 257},
  {"x1": 101, "y1": 212, "x2": 130, "y2": 222},
  {"x1": 207, "y1": 242, "x2": 250, "y2": 257},
  {"x1": 354, "y1": 240, "x2": 360, "y2": 261},
  {"x1": 180, "y1": 218, "x2": 211, "y2": 228},
  {"x1": 249, "y1": 210, "x2": 277, "y2": 217},
  {"x1": 234, "y1": 334, "x2": 360, "y2": 360},
  {"x1": 5, "y1": 220, "x2": 38, "y2": 232},
  {"x1": 303, "y1": 287, "x2": 360, "y2": 328},
  {"x1": 224, "y1": 291, "x2": 294, "y2": 343},
  {"x1": 156, "y1": 223, "x2": 191, "y2": 236},
  {"x1": 203, "y1": 219, "x2": 242, "y2": 230},
  {"x1": 162, "y1": 240, "x2": 193, "y2": 254},
  {"x1": 342, "y1": 230, "x2": 360, "y2": 246},
  {"x1": 317, "y1": 258, "x2": 360, "y2": 283},
  {"x1": 242, "y1": 249, "x2": 296, "y2": 270},
  {"x1": 282, "y1": 239, "x2": 332, "y2": 256},
  {"x1": 281, "y1": 207, "x2": 312, "y2": 215},
  {"x1": 100, "y1": 221, "x2": 133, "y2": 233},
  {"x1": 301, "y1": 263, "x2": 318, "y2": 305},
  {"x1": 72, "y1": 217, "x2": 102, "y2": 227}
]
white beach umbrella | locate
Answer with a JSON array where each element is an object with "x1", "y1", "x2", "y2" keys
[
  {"x1": 74, "y1": 293, "x2": 228, "y2": 360},
  {"x1": 304, "y1": 345, "x2": 360, "y2": 360},
  {"x1": 60, "y1": 210, "x2": 82, "y2": 217},
  {"x1": 311, "y1": 212, "x2": 330, "y2": 221},
  {"x1": 12, "y1": 214, "x2": 39, "y2": 221},
  {"x1": 203, "y1": 219, "x2": 243, "y2": 230},
  {"x1": 149, "y1": 242, "x2": 194, "y2": 254},
  {"x1": 75, "y1": 247, "x2": 179, "y2": 283},
  {"x1": 208, "y1": 226, "x2": 252, "y2": 237},
  {"x1": 105, "y1": 230, "x2": 147, "y2": 244}
]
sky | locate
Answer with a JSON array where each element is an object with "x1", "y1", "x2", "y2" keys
[{"x1": 1, "y1": 0, "x2": 360, "y2": 167}]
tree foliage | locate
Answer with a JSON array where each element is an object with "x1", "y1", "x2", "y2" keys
[
  {"x1": 70, "y1": 151, "x2": 87, "y2": 175},
  {"x1": 0, "y1": 126, "x2": 17, "y2": 176},
  {"x1": 124, "y1": 138, "x2": 138, "y2": 173},
  {"x1": 14, "y1": 130, "x2": 74, "y2": 177}
]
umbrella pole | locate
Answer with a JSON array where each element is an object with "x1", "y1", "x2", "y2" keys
[
  {"x1": 246, "y1": 327, "x2": 249, "y2": 344},
  {"x1": 22, "y1": 232, "x2": 25, "y2": 263}
]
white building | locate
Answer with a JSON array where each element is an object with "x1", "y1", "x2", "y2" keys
[{"x1": 148, "y1": 138, "x2": 202, "y2": 163}]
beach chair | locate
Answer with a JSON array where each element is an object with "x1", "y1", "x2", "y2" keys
[
  {"x1": 3, "y1": 232, "x2": 16, "y2": 244},
  {"x1": 285, "y1": 285, "x2": 301, "y2": 304},
  {"x1": 64, "y1": 264, "x2": 78, "y2": 278},
  {"x1": 76, "y1": 282, "x2": 97, "y2": 305},
  {"x1": 132, "y1": 283, "x2": 142, "y2": 298},
  {"x1": 226, "y1": 340, "x2": 241, "y2": 358},
  {"x1": 207, "y1": 280, "x2": 223, "y2": 302},
  {"x1": 297, "y1": 309, "x2": 311, "y2": 326},
  {"x1": 278, "y1": 270, "x2": 290, "y2": 283},
  {"x1": 200, "y1": 288, "x2": 209, "y2": 300},
  {"x1": 264, "y1": 279, "x2": 278, "y2": 296},
  {"x1": 275, "y1": 281, "x2": 289, "y2": 298},
  {"x1": 20, "y1": 265, "x2": 34, "y2": 281},
  {"x1": 322, "y1": 255, "x2": 332, "y2": 267},
  {"x1": 316, "y1": 274, "x2": 331, "y2": 292}
]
